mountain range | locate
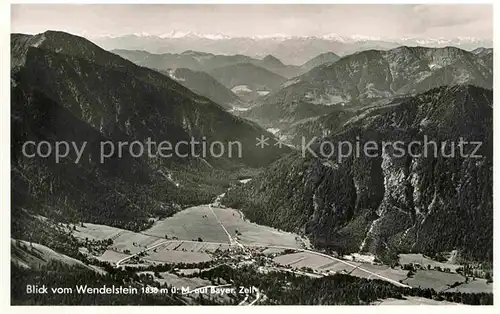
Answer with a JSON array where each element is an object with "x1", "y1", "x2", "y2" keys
[
  {"x1": 112, "y1": 49, "x2": 328, "y2": 103},
  {"x1": 94, "y1": 33, "x2": 492, "y2": 65},
  {"x1": 10, "y1": 29, "x2": 494, "y2": 273},
  {"x1": 242, "y1": 46, "x2": 493, "y2": 130}
]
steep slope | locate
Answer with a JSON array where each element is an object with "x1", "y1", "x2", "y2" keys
[
  {"x1": 208, "y1": 63, "x2": 287, "y2": 101},
  {"x1": 247, "y1": 46, "x2": 492, "y2": 129},
  {"x1": 160, "y1": 68, "x2": 242, "y2": 109},
  {"x1": 11, "y1": 31, "x2": 289, "y2": 233},
  {"x1": 277, "y1": 97, "x2": 409, "y2": 146},
  {"x1": 472, "y1": 47, "x2": 493, "y2": 71},
  {"x1": 223, "y1": 85, "x2": 492, "y2": 262},
  {"x1": 270, "y1": 46, "x2": 492, "y2": 104},
  {"x1": 300, "y1": 52, "x2": 340, "y2": 72}
]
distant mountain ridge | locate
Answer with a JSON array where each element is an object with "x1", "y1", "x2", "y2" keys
[
  {"x1": 96, "y1": 32, "x2": 491, "y2": 43},
  {"x1": 243, "y1": 45, "x2": 492, "y2": 129},
  {"x1": 94, "y1": 33, "x2": 492, "y2": 65},
  {"x1": 269, "y1": 45, "x2": 493, "y2": 103},
  {"x1": 112, "y1": 49, "x2": 302, "y2": 78}
]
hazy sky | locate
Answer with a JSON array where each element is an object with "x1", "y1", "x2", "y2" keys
[{"x1": 11, "y1": 4, "x2": 493, "y2": 39}]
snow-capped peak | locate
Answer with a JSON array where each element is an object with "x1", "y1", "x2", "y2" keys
[
  {"x1": 203, "y1": 33, "x2": 231, "y2": 40},
  {"x1": 89, "y1": 32, "x2": 492, "y2": 47},
  {"x1": 399, "y1": 36, "x2": 489, "y2": 45},
  {"x1": 251, "y1": 33, "x2": 291, "y2": 40},
  {"x1": 159, "y1": 30, "x2": 193, "y2": 39},
  {"x1": 320, "y1": 33, "x2": 384, "y2": 42},
  {"x1": 132, "y1": 32, "x2": 152, "y2": 37},
  {"x1": 158, "y1": 30, "x2": 230, "y2": 40},
  {"x1": 320, "y1": 33, "x2": 347, "y2": 42}
]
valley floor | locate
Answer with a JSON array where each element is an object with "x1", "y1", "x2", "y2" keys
[
  {"x1": 59, "y1": 198, "x2": 492, "y2": 301},
  {"x1": 11, "y1": 186, "x2": 492, "y2": 305}
]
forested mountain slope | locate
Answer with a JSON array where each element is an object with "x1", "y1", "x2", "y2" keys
[
  {"x1": 11, "y1": 31, "x2": 289, "y2": 235},
  {"x1": 223, "y1": 85, "x2": 493, "y2": 262}
]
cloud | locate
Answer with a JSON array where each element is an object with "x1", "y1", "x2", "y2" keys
[
  {"x1": 11, "y1": 4, "x2": 492, "y2": 40},
  {"x1": 411, "y1": 4, "x2": 492, "y2": 38}
]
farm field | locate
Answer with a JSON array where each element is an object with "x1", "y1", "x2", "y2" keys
[
  {"x1": 273, "y1": 252, "x2": 350, "y2": 271},
  {"x1": 145, "y1": 206, "x2": 230, "y2": 243},
  {"x1": 402, "y1": 270, "x2": 465, "y2": 291},
  {"x1": 145, "y1": 248, "x2": 212, "y2": 264},
  {"x1": 99, "y1": 240, "x2": 232, "y2": 265},
  {"x1": 73, "y1": 222, "x2": 165, "y2": 254},
  {"x1": 144, "y1": 205, "x2": 306, "y2": 248},
  {"x1": 274, "y1": 251, "x2": 408, "y2": 284},
  {"x1": 218, "y1": 207, "x2": 306, "y2": 247},
  {"x1": 71, "y1": 221, "x2": 232, "y2": 265},
  {"x1": 72, "y1": 223, "x2": 123, "y2": 241}
]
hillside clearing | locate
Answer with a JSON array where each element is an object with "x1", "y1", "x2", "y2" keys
[{"x1": 402, "y1": 270, "x2": 465, "y2": 291}]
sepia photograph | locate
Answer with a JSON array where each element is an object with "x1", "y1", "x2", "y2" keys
[{"x1": 6, "y1": 1, "x2": 495, "y2": 308}]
